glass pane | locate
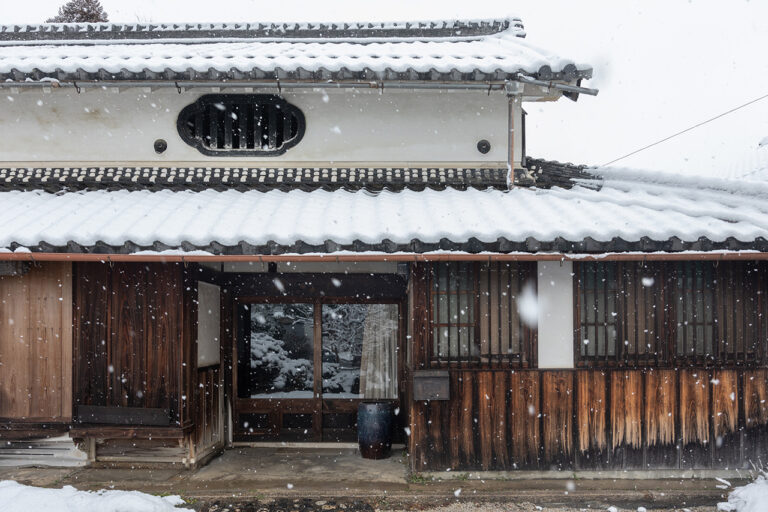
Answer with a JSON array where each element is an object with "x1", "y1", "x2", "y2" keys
[
  {"x1": 248, "y1": 303, "x2": 314, "y2": 398},
  {"x1": 322, "y1": 304, "x2": 398, "y2": 399}
]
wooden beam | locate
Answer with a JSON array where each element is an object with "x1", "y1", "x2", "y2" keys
[{"x1": 2, "y1": 252, "x2": 768, "y2": 263}]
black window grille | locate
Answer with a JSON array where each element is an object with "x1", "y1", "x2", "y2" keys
[
  {"x1": 427, "y1": 262, "x2": 537, "y2": 368},
  {"x1": 575, "y1": 261, "x2": 768, "y2": 367},
  {"x1": 177, "y1": 94, "x2": 305, "y2": 156}
]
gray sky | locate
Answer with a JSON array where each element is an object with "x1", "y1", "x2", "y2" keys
[{"x1": 5, "y1": 0, "x2": 768, "y2": 176}]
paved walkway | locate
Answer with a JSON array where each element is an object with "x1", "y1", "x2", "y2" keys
[{"x1": 0, "y1": 447, "x2": 739, "y2": 509}]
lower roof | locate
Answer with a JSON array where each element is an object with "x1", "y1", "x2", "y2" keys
[{"x1": 1, "y1": 163, "x2": 767, "y2": 255}]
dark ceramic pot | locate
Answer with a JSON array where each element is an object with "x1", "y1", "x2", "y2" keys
[{"x1": 357, "y1": 401, "x2": 393, "y2": 459}]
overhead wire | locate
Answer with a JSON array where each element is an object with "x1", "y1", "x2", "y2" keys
[{"x1": 602, "y1": 92, "x2": 768, "y2": 166}]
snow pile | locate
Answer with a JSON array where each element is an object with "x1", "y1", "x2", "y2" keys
[
  {"x1": 0, "y1": 480, "x2": 192, "y2": 512},
  {"x1": 718, "y1": 475, "x2": 768, "y2": 512}
]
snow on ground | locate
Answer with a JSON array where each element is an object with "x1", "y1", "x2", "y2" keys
[
  {"x1": 0, "y1": 480, "x2": 191, "y2": 512},
  {"x1": 717, "y1": 474, "x2": 768, "y2": 512}
]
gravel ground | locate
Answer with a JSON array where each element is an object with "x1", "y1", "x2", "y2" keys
[
  {"x1": 197, "y1": 498, "x2": 716, "y2": 512},
  {"x1": 380, "y1": 503, "x2": 713, "y2": 512}
]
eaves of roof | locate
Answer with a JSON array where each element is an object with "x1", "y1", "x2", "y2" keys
[
  {"x1": 0, "y1": 18, "x2": 593, "y2": 85},
  {"x1": 0, "y1": 160, "x2": 594, "y2": 193}
]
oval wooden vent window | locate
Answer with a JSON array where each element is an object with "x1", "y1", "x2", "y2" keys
[{"x1": 177, "y1": 94, "x2": 305, "y2": 156}]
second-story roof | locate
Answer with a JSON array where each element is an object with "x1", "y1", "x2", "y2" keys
[{"x1": 0, "y1": 17, "x2": 592, "y2": 84}]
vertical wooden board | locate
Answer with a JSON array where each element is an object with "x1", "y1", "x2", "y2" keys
[
  {"x1": 712, "y1": 369, "x2": 740, "y2": 468},
  {"x1": 575, "y1": 370, "x2": 609, "y2": 469},
  {"x1": 459, "y1": 371, "x2": 475, "y2": 466},
  {"x1": 508, "y1": 371, "x2": 539, "y2": 468},
  {"x1": 577, "y1": 370, "x2": 607, "y2": 453},
  {"x1": 448, "y1": 371, "x2": 461, "y2": 469},
  {"x1": 59, "y1": 263, "x2": 73, "y2": 420},
  {"x1": 0, "y1": 272, "x2": 29, "y2": 418},
  {"x1": 491, "y1": 371, "x2": 509, "y2": 468},
  {"x1": 428, "y1": 400, "x2": 445, "y2": 468},
  {"x1": 541, "y1": 371, "x2": 573, "y2": 467},
  {"x1": 409, "y1": 400, "x2": 428, "y2": 471},
  {"x1": 479, "y1": 266, "x2": 489, "y2": 357},
  {"x1": 488, "y1": 266, "x2": 499, "y2": 360},
  {"x1": 645, "y1": 369, "x2": 675, "y2": 447},
  {"x1": 612, "y1": 370, "x2": 643, "y2": 450},
  {"x1": 476, "y1": 371, "x2": 493, "y2": 469},
  {"x1": 145, "y1": 264, "x2": 181, "y2": 415},
  {"x1": 112, "y1": 264, "x2": 146, "y2": 408},
  {"x1": 194, "y1": 366, "x2": 223, "y2": 453},
  {"x1": 180, "y1": 266, "x2": 196, "y2": 425},
  {"x1": 744, "y1": 369, "x2": 768, "y2": 429},
  {"x1": 712, "y1": 370, "x2": 739, "y2": 440},
  {"x1": 679, "y1": 369, "x2": 710, "y2": 468},
  {"x1": 743, "y1": 371, "x2": 768, "y2": 468},
  {"x1": 0, "y1": 263, "x2": 73, "y2": 421},
  {"x1": 27, "y1": 265, "x2": 57, "y2": 418},
  {"x1": 644, "y1": 369, "x2": 678, "y2": 469},
  {"x1": 74, "y1": 263, "x2": 110, "y2": 409},
  {"x1": 409, "y1": 263, "x2": 430, "y2": 369},
  {"x1": 498, "y1": 266, "x2": 511, "y2": 357},
  {"x1": 25, "y1": 267, "x2": 44, "y2": 418}
]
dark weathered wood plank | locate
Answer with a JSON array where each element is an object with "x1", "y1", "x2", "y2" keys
[
  {"x1": 712, "y1": 370, "x2": 739, "y2": 440},
  {"x1": 459, "y1": 371, "x2": 475, "y2": 466},
  {"x1": 476, "y1": 371, "x2": 493, "y2": 469},
  {"x1": 744, "y1": 369, "x2": 768, "y2": 429},
  {"x1": 542, "y1": 371, "x2": 573, "y2": 465},
  {"x1": 509, "y1": 371, "x2": 540, "y2": 467},
  {"x1": 491, "y1": 371, "x2": 509, "y2": 468},
  {"x1": 578, "y1": 370, "x2": 607, "y2": 453},
  {"x1": 75, "y1": 405, "x2": 170, "y2": 426},
  {"x1": 645, "y1": 369, "x2": 675, "y2": 447}
]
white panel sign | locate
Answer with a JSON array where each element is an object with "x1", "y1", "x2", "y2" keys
[
  {"x1": 537, "y1": 261, "x2": 575, "y2": 369},
  {"x1": 197, "y1": 281, "x2": 221, "y2": 367}
]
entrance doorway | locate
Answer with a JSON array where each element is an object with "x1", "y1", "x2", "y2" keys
[{"x1": 233, "y1": 294, "x2": 404, "y2": 442}]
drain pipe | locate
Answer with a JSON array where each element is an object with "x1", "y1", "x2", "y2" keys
[{"x1": 505, "y1": 81, "x2": 523, "y2": 188}]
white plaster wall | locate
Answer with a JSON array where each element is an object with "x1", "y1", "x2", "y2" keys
[
  {"x1": 537, "y1": 261, "x2": 575, "y2": 369},
  {"x1": 0, "y1": 87, "x2": 510, "y2": 166}
]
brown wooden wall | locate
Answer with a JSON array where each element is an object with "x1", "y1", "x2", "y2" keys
[
  {"x1": 0, "y1": 263, "x2": 72, "y2": 421},
  {"x1": 409, "y1": 368, "x2": 768, "y2": 471},
  {"x1": 192, "y1": 366, "x2": 223, "y2": 458},
  {"x1": 73, "y1": 263, "x2": 190, "y2": 425}
]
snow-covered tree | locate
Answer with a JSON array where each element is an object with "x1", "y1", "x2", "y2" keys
[{"x1": 46, "y1": 0, "x2": 109, "y2": 23}]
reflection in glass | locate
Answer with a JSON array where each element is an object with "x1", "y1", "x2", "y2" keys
[
  {"x1": 322, "y1": 304, "x2": 398, "y2": 399},
  {"x1": 248, "y1": 303, "x2": 314, "y2": 398}
]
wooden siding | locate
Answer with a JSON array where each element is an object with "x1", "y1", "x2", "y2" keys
[
  {"x1": 409, "y1": 368, "x2": 768, "y2": 471},
  {"x1": 73, "y1": 263, "x2": 187, "y2": 425},
  {"x1": 0, "y1": 263, "x2": 72, "y2": 422},
  {"x1": 192, "y1": 366, "x2": 224, "y2": 459}
]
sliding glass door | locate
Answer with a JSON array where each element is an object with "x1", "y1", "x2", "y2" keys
[{"x1": 234, "y1": 300, "x2": 401, "y2": 441}]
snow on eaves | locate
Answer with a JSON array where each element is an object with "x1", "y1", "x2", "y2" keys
[
  {"x1": 1, "y1": 168, "x2": 767, "y2": 254},
  {"x1": 0, "y1": 18, "x2": 589, "y2": 82}
]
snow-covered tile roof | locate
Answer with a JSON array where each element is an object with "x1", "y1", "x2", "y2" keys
[
  {"x1": 1, "y1": 167, "x2": 767, "y2": 255},
  {"x1": 0, "y1": 18, "x2": 591, "y2": 83}
]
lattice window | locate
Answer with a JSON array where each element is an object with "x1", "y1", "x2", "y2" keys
[
  {"x1": 575, "y1": 261, "x2": 768, "y2": 367},
  {"x1": 428, "y1": 262, "x2": 537, "y2": 367}
]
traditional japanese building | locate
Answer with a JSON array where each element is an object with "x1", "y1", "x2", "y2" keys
[{"x1": 0, "y1": 18, "x2": 767, "y2": 473}]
